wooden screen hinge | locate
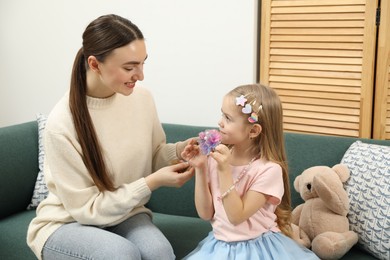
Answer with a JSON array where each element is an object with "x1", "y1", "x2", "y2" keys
[{"x1": 376, "y1": 7, "x2": 381, "y2": 26}]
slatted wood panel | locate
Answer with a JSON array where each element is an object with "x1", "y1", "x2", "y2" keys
[
  {"x1": 260, "y1": 0, "x2": 378, "y2": 137},
  {"x1": 387, "y1": 68, "x2": 390, "y2": 139},
  {"x1": 373, "y1": 56, "x2": 390, "y2": 140},
  {"x1": 373, "y1": 0, "x2": 390, "y2": 140}
]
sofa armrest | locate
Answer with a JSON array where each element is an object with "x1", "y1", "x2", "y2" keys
[{"x1": 0, "y1": 121, "x2": 39, "y2": 219}]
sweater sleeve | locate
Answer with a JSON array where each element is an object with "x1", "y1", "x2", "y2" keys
[
  {"x1": 44, "y1": 130, "x2": 152, "y2": 226},
  {"x1": 151, "y1": 124, "x2": 177, "y2": 172},
  {"x1": 149, "y1": 94, "x2": 178, "y2": 172}
]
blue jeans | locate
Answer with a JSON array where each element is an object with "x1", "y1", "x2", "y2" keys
[{"x1": 42, "y1": 213, "x2": 175, "y2": 260}]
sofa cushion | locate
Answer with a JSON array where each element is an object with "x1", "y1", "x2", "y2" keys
[
  {"x1": 27, "y1": 114, "x2": 48, "y2": 209},
  {"x1": 344, "y1": 246, "x2": 383, "y2": 260},
  {"x1": 0, "y1": 210, "x2": 37, "y2": 259},
  {"x1": 152, "y1": 212, "x2": 212, "y2": 259},
  {"x1": 341, "y1": 141, "x2": 390, "y2": 260}
]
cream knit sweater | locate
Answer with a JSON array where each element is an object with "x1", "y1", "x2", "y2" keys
[{"x1": 27, "y1": 87, "x2": 177, "y2": 259}]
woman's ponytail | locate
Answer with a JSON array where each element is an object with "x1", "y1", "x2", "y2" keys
[{"x1": 69, "y1": 48, "x2": 115, "y2": 192}]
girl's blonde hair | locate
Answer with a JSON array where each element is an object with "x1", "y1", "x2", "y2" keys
[{"x1": 227, "y1": 83, "x2": 292, "y2": 237}]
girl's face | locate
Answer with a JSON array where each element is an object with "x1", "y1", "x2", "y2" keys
[
  {"x1": 89, "y1": 39, "x2": 147, "y2": 98},
  {"x1": 218, "y1": 95, "x2": 252, "y2": 145}
]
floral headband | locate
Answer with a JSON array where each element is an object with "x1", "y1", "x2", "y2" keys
[{"x1": 235, "y1": 95, "x2": 262, "y2": 123}]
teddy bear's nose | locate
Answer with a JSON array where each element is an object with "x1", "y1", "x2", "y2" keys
[{"x1": 306, "y1": 183, "x2": 311, "y2": 191}]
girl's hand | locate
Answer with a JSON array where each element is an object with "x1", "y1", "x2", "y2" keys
[
  {"x1": 180, "y1": 138, "x2": 197, "y2": 160},
  {"x1": 210, "y1": 144, "x2": 231, "y2": 172},
  {"x1": 176, "y1": 137, "x2": 195, "y2": 160},
  {"x1": 181, "y1": 139, "x2": 207, "y2": 168}
]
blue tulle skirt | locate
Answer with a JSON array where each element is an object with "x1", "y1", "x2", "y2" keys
[{"x1": 183, "y1": 231, "x2": 319, "y2": 260}]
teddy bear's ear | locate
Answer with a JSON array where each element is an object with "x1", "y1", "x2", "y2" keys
[
  {"x1": 293, "y1": 175, "x2": 301, "y2": 192},
  {"x1": 332, "y1": 164, "x2": 350, "y2": 183}
]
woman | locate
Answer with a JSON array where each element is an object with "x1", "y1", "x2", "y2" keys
[{"x1": 27, "y1": 14, "x2": 193, "y2": 260}]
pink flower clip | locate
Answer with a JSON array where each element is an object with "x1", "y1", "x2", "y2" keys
[{"x1": 198, "y1": 129, "x2": 221, "y2": 155}]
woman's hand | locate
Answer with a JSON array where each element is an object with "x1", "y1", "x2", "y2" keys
[{"x1": 145, "y1": 162, "x2": 194, "y2": 191}]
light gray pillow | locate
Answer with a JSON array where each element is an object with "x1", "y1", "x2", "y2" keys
[
  {"x1": 341, "y1": 141, "x2": 390, "y2": 260},
  {"x1": 27, "y1": 113, "x2": 48, "y2": 209}
]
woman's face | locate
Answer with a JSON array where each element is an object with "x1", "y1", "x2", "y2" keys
[{"x1": 89, "y1": 39, "x2": 147, "y2": 98}]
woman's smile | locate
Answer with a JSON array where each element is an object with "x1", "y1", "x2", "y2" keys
[{"x1": 125, "y1": 82, "x2": 136, "y2": 89}]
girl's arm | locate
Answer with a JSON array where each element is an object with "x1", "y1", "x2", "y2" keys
[
  {"x1": 193, "y1": 164, "x2": 214, "y2": 220},
  {"x1": 181, "y1": 140, "x2": 214, "y2": 221},
  {"x1": 220, "y1": 176, "x2": 269, "y2": 225},
  {"x1": 212, "y1": 145, "x2": 270, "y2": 226}
]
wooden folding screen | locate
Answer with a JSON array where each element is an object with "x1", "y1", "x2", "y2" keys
[
  {"x1": 259, "y1": 0, "x2": 379, "y2": 138},
  {"x1": 373, "y1": 0, "x2": 390, "y2": 139}
]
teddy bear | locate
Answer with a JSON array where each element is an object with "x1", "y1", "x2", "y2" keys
[{"x1": 291, "y1": 164, "x2": 359, "y2": 260}]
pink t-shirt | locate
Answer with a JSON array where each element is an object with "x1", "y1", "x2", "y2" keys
[{"x1": 207, "y1": 157, "x2": 284, "y2": 242}]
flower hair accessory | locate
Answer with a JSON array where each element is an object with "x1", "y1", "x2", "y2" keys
[
  {"x1": 235, "y1": 95, "x2": 261, "y2": 123},
  {"x1": 198, "y1": 129, "x2": 221, "y2": 155}
]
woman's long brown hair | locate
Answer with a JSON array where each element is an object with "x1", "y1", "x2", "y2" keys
[
  {"x1": 69, "y1": 14, "x2": 144, "y2": 191},
  {"x1": 228, "y1": 84, "x2": 293, "y2": 237}
]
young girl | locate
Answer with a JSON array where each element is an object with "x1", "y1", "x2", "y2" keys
[
  {"x1": 27, "y1": 14, "x2": 193, "y2": 260},
  {"x1": 181, "y1": 84, "x2": 319, "y2": 259}
]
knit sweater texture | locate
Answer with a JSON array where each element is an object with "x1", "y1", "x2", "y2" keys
[{"x1": 27, "y1": 87, "x2": 177, "y2": 259}]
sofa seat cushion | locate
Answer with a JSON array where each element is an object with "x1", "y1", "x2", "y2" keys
[
  {"x1": 344, "y1": 247, "x2": 382, "y2": 260},
  {"x1": 0, "y1": 210, "x2": 36, "y2": 259},
  {"x1": 152, "y1": 212, "x2": 212, "y2": 259},
  {"x1": 0, "y1": 210, "x2": 376, "y2": 260},
  {"x1": 0, "y1": 210, "x2": 212, "y2": 260},
  {"x1": 152, "y1": 212, "x2": 376, "y2": 260}
]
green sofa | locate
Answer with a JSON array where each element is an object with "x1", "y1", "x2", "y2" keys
[{"x1": 1, "y1": 121, "x2": 388, "y2": 259}]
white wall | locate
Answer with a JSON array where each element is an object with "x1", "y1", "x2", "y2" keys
[{"x1": 0, "y1": 0, "x2": 257, "y2": 128}]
